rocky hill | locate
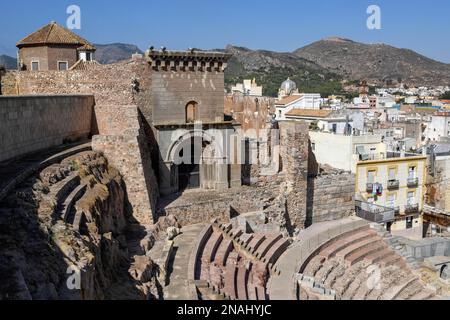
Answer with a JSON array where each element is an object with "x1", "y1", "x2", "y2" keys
[
  {"x1": 94, "y1": 43, "x2": 143, "y2": 64},
  {"x1": 0, "y1": 55, "x2": 17, "y2": 70},
  {"x1": 223, "y1": 45, "x2": 343, "y2": 97},
  {"x1": 293, "y1": 37, "x2": 450, "y2": 87}
]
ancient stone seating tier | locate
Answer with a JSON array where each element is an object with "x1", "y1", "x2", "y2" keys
[
  {"x1": 191, "y1": 222, "x2": 290, "y2": 300},
  {"x1": 299, "y1": 227, "x2": 436, "y2": 300}
]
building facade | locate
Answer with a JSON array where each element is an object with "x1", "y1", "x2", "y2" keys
[
  {"x1": 425, "y1": 111, "x2": 450, "y2": 143},
  {"x1": 309, "y1": 131, "x2": 387, "y2": 173},
  {"x1": 356, "y1": 155, "x2": 427, "y2": 240},
  {"x1": 145, "y1": 49, "x2": 242, "y2": 196}
]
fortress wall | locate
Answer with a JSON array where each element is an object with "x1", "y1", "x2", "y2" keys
[
  {"x1": 1, "y1": 60, "x2": 139, "y2": 106},
  {"x1": 1, "y1": 60, "x2": 158, "y2": 225},
  {"x1": 92, "y1": 105, "x2": 159, "y2": 225},
  {"x1": 307, "y1": 173, "x2": 356, "y2": 225},
  {"x1": 0, "y1": 95, "x2": 94, "y2": 162}
]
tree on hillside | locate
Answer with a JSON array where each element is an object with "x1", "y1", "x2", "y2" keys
[{"x1": 441, "y1": 91, "x2": 450, "y2": 100}]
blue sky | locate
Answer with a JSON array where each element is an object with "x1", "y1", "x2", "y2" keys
[{"x1": 1, "y1": 0, "x2": 449, "y2": 62}]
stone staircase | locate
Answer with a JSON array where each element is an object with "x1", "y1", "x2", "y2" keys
[{"x1": 370, "y1": 223, "x2": 423, "y2": 270}]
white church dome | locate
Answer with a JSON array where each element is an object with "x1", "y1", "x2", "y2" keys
[{"x1": 280, "y1": 77, "x2": 297, "y2": 95}]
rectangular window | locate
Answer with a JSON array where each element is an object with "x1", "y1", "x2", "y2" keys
[
  {"x1": 408, "y1": 166, "x2": 416, "y2": 179},
  {"x1": 86, "y1": 52, "x2": 92, "y2": 61},
  {"x1": 58, "y1": 61, "x2": 68, "y2": 71},
  {"x1": 31, "y1": 61, "x2": 39, "y2": 71},
  {"x1": 407, "y1": 192, "x2": 415, "y2": 205},
  {"x1": 368, "y1": 170, "x2": 376, "y2": 184},
  {"x1": 387, "y1": 194, "x2": 395, "y2": 208},
  {"x1": 389, "y1": 168, "x2": 396, "y2": 180}
]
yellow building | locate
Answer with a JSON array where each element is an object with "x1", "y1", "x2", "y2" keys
[{"x1": 356, "y1": 155, "x2": 427, "y2": 240}]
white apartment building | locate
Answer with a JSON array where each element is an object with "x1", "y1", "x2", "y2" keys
[
  {"x1": 356, "y1": 155, "x2": 427, "y2": 240},
  {"x1": 309, "y1": 131, "x2": 387, "y2": 173},
  {"x1": 425, "y1": 112, "x2": 450, "y2": 143},
  {"x1": 275, "y1": 94, "x2": 322, "y2": 120}
]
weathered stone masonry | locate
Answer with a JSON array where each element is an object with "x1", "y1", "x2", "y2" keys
[
  {"x1": 1, "y1": 60, "x2": 158, "y2": 225},
  {"x1": 0, "y1": 95, "x2": 93, "y2": 162}
]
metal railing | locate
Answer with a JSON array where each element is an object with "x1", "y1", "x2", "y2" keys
[
  {"x1": 405, "y1": 203, "x2": 420, "y2": 214},
  {"x1": 407, "y1": 177, "x2": 419, "y2": 188},
  {"x1": 387, "y1": 179, "x2": 400, "y2": 190},
  {"x1": 355, "y1": 200, "x2": 395, "y2": 223}
]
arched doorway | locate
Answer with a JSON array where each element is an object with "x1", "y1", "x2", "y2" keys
[
  {"x1": 186, "y1": 101, "x2": 198, "y2": 123},
  {"x1": 166, "y1": 129, "x2": 229, "y2": 193},
  {"x1": 175, "y1": 136, "x2": 204, "y2": 190}
]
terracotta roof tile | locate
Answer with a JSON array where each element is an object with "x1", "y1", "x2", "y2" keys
[
  {"x1": 69, "y1": 60, "x2": 101, "y2": 71},
  {"x1": 276, "y1": 95, "x2": 303, "y2": 106},
  {"x1": 285, "y1": 109, "x2": 332, "y2": 118},
  {"x1": 17, "y1": 22, "x2": 95, "y2": 50}
]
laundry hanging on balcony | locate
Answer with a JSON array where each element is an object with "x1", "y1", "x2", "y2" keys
[{"x1": 371, "y1": 183, "x2": 383, "y2": 196}]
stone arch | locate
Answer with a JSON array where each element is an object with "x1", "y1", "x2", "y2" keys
[
  {"x1": 165, "y1": 129, "x2": 226, "y2": 191},
  {"x1": 166, "y1": 129, "x2": 222, "y2": 163}
]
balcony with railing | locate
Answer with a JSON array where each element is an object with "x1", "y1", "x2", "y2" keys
[
  {"x1": 404, "y1": 203, "x2": 420, "y2": 214},
  {"x1": 387, "y1": 179, "x2": 400, "y2": 190},
  {"x1": 407, "y1": 177, "x2": 419, "y2": 188},
  {"x1": 355, "y1": 200, "x2": 395, "y2": 223}
]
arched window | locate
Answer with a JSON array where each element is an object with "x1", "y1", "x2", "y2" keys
[{"x1": 186, "y1": 101, "x2": 198, "y2": 123}]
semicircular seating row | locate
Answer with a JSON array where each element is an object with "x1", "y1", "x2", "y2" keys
[
  {"x1": 193, "y1": 222, "x2": 291, "y2": 300},
  {"x1": 298, "y1": 225, "x2": 437, "y2": 300}
]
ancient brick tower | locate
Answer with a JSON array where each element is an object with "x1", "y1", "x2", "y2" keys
[{"x1": 145, "y1": 50, "x2": 242, "y2": 195}]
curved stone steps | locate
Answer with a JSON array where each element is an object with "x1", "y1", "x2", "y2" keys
[
  {"x1": 335, "y1": 237, "x2": 384, "y2": 262},
  {"x1": 254, "y1": 234, "x2": 282, "y2": 260},
  {"x1": 236, "y1": 264, "x2": 250, "y2": 300},
  {"x1": 331, "y1": 262, "x2": 367, "y2": 298},
  {"x1": 341, "y1": 262, "x2": 371, "y2": 300},
  {"x1": 223, "y1": 261, "x2": 238, "y2": 300},
  {"x1": 345, "y1": 241, "x2": 388, "y2": 266},
  {"x1": 214, "y1": 239, "x2": 233, "y2": 267},
  {"x1": 319, "y1": 229, "x2": 376, "y2": 259},
  {"x1": 364, "y1": 248, "x2": 396, "y2": 265},
  {"x1": 381, "y1": 276, "x2": 418, "y2": 300},
  {"x1": 202, "y1": 232, "x2": 223, "y2": 264},
  {"x1": 63, "y1": 184, "x2": 87, "y2": 230},
  {"x1": 379, "y1": 254, "x2": 405, "y2": 268},
  {"x1": 323, "y1": 264, "x2": 346, "y2": 289},
  {"x1": 246, "y1": 234, "x2": 266, "y2": 255},
  {"x1": 409, "y1": 289, "x2": 435, "y2": 300},
  {"x1": 264, "y1": 237, "x2": 290, "y2": 266},
  {"x1": 396, "y1": 280, "x2": 423, "y2": 300},
  {"x1": 303, "y1": 255, "x2": 325, "y2": 278},
  {"x1": 314, "y1": 260, "x2": 339, "y2": 284}
]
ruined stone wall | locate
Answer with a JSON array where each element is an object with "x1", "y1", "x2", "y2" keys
[
  {"x1": 426, "y1": 156, "x2": 450, "y2": 212},
  {"x1": 0, "y1": 95, "x2": 94, "y2": 162},
  {"x1": 224, "y1": 94, "x2": 275, "y2": 136},
  {"x1": 1, "y1": 60, "x2": 159, "y2": 226},
  {"x1": 92, "y1": 105, "x2": 158, "y2": 225},
  {"x1": 278, "y1": 121, "x2": 309, "y2": 232},
  {"x1": 307, "y1": 173, "x2": 356, "y2": 226},
  {"x1": 2, "y1": 60, "x2": 140, "y2": 106}
]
